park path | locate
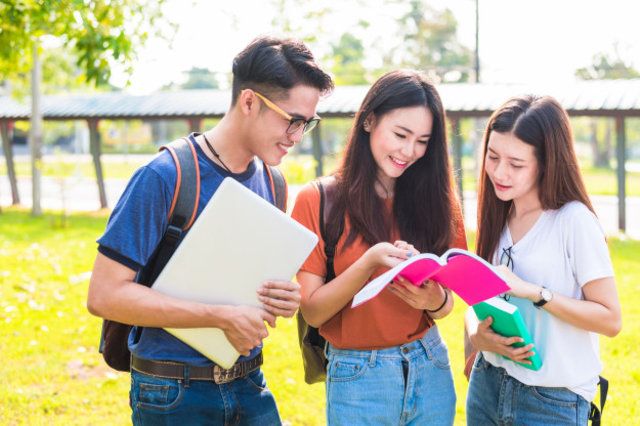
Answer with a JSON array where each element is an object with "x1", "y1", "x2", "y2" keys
[{"x1": 1, "y1": 176, "x2": 638, "y2": 239}]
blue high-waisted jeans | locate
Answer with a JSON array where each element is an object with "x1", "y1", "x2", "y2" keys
[
  {"x1": 325, "y1": 326, "x2": 456, "y2": 426},
  {"x1": 466, "y1": 353, "x2": 590, "y2": 425}
]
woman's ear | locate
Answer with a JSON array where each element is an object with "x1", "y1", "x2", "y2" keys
[{"x1": 363, "y1": 114, "x2": 375, "y2": 132}]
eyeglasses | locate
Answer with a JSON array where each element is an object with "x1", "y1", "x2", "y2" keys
[
  {"x1": 254, "y1": 91, "x2": 320, "y2": 135},
  {"x1": 500, "y1": 246, "x2": 514, "y2": 271},
  {"x1": 499, "y1": 246, "x2": 513, "y2": 301}
]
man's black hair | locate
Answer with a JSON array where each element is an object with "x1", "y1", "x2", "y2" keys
[{"x1": 231, "y1": 36, "x2": 334, "y2": 105}]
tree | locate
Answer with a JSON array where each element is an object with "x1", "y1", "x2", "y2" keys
[
  {"x1": 329, "y1": 32, "x2": 368, "y2": 85},
  {"x1": 181, "y1": 67, "x2": 219, "y2": 90},
  {"x1": 0, "y1": 0, "x2": 168, "y2": 215},
  {"x1": 384, "y1": 0, "x2": 473, "y2": 83},
  {"x1": 576, "y1": 50, "x2": 640, "y2": 80},
  {"x1": 269, "y1": 0, "x2": 332, "y2": 46},
  {"x1": 575, "y1": 47, "x2": 640, "y2": 168}
]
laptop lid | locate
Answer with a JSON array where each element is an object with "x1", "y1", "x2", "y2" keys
[{"x1": 151, "y1": 177, "x2": 318, "y2": 367}]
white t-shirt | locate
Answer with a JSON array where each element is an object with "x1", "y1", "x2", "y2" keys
[{"x1": 482, "y1": 201, "x2": 614, "y2": 402}]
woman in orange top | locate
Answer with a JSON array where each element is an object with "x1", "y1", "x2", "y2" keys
[{"x1": 291, "y1": 70, "x2": 466, "y2": 425}]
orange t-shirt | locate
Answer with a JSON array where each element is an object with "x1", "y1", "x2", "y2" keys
[{"x1": 291, "y1": 182, "x2": 467, "y2": 350}]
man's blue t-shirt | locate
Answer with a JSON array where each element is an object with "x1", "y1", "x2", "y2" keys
[{"x1": 97, "y1": 133, "x2": 275, "y2": 366}]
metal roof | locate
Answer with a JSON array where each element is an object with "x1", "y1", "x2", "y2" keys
[{"x1": 1, "y1": 79, "x2": 639, "y2": 121}]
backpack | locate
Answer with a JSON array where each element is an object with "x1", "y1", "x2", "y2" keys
[
  {"x1": 99, "y1": 137, "x2": 287, "y2": 372},
  {"x1": 297, "y1": 176, "x2": 343, "y2": 384}
]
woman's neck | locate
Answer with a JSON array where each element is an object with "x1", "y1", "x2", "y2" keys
[
  {"x1": 511, "y1": 189, "x2": 542, "y2": 220},
  {"x1": 375, "y1": 173, "x2": 395, "y2": 199}
]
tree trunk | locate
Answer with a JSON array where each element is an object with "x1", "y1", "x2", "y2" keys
[
  {"x1": 312, "y1": 124, "x2": 323, "y2": 177},
  {"x1": 1, "y1": 120, "x2": 20, "y2": 205},
  {"x1": 88, "y1": 119, "x2": 107, "y2": 209},
  {"x1": 30, "y1": 39, "x2": 43, "y2": 216},
  {"x1": 603, "y1": 119, "x2": 612, "y2": 168}
]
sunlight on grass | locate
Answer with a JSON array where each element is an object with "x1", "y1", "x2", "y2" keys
[
  {"x1": 2, "y1": 155, "x2": 639, "y2": 193},
  {"x1": 0, "y1": 209, "x2": 637, "y2": 424}
]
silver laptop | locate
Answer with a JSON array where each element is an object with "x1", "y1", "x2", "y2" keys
[{"x1": 151, "y1": 177, "x2": 318, "y2": 368}]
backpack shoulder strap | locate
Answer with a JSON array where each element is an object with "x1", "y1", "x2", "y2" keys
[
  {"x1": 138, "y1": 137, "x2": 200, "y2": 285},
  {"x1": 265, "y1": 164, "x2": 288, "y2": 212},
  {"x1": 160, "y1": 137, "x2": 201, "y2": 230},
  {"x1": 315, "y1": 175, "x2": 341, "y2": 282}
]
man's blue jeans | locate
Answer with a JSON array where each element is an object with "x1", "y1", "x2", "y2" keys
[
  {"x1": 325, "y1": 326, "x2": 456, "y2": 425},
  {"x1": 466, "y1": 353, "x2": 590, "y2": 425},
  {"x1": 130, "y1": 368, "x2": 281, "y2": 425}
]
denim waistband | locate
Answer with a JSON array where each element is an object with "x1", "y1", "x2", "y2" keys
[{"x1": 327, "y1": 325, "x2": 443, "y2": 360}]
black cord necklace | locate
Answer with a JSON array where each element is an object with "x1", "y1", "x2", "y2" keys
[{"x1": 202, "y1": 133, "x2": 232, "y2": 173}]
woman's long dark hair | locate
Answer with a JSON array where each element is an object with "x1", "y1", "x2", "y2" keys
[
  {"x1": 327, "y1": 70, "x2": 459, "y2": 255},
  {"x1": 476, "y1": 95, "x2": 594, "y2": 261}
]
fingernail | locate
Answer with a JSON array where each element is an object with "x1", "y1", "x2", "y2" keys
[{"x1": 407, "y1": 252, "x2": 413, "y2": 257}]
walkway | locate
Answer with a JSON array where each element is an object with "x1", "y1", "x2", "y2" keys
[{"x1": 1, "y1": 176, "x2": 638, "y2": 240}]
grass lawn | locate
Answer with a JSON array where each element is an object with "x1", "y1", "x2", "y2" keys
[
  {"x1": 0, "y1": 208, "x2": 638, "y2": 425},
  {"x1": 2, "y1": 155, "x2": 639, "y2": 196}
]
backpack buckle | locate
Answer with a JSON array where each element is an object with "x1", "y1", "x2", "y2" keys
[{"x1": 164, "y1": 225, "x2": 183, "y2": 244}]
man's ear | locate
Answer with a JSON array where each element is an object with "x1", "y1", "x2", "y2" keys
[{"x1": 237, "y1": 89, "x2": 257, "y2": 116}]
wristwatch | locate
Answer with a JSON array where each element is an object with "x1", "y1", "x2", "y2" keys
[{"x1": 533, "y1": 287, "x2": 553, "y2": 308}]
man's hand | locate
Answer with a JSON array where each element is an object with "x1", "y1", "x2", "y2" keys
[
  {"x1": 220, "y1": 306, "x2": 275, "y2": 356},
  {"x1": 257, "y1": 280, "x2": 301, "y2": 319}
]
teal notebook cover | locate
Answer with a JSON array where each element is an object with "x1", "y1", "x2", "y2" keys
[{"x1": 472, "y1": 297, "x2": 542, "y2": 371}]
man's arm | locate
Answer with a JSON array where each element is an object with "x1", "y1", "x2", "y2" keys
[{"x1": 87, "y1": 253, "x2": 275, "y2": 356}]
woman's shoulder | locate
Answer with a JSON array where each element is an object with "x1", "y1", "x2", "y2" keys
[
  {"x1": 295, "y1": 180, "x2": 321, "y2": 204},
  {"x1": 553, "y1": 200, "x2": 605, "y2": 236},
  {"x1": 556, "y1": 200, "x2": 596, "y2": 221},
  {"x1": 295, "y1": 175, "x2": 338, "y2": 204}
]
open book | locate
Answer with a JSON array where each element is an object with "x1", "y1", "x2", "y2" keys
[
  {"x1": 472, "y1": 297, "x2": 542, "y2": 370},
  {"x1": 351, "y1": 248, "x2": 510, "y2": 307}
]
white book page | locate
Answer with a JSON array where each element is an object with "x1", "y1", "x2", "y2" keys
[{"x1": 351, "y1": 253, "x2": 443, "y2": 308}]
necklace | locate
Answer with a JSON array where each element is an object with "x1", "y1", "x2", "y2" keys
[{"x1": 202, "y1": 133, "x2": 232, "y2": 173}]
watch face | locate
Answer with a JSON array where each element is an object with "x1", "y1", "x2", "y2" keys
[{"x1": 541, "y1": 288, "x2": 552, "y2": 301}]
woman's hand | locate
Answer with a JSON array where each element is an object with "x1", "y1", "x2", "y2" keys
[
  {"x1": 495, "y1": 265, "x2": 540, "y2": 301},
  {"x1": 388, "y1": 276, "x2": 446, "y2": 310},
  {"x1": 469, "y1": 315, "x2": 535, "y2": 364},
  {"x1": 393, "y1": 240, "x2": 420, "y2": 257},
  {"x1": 362, "y1": 241, "x2": 412, "y2": 271}
]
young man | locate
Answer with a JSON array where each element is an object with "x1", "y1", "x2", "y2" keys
[{"x1": 87, "y1": 36, "x2": 334, "y2": 425}]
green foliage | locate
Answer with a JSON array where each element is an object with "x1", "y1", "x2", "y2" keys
[
  {"x1": 163, "y1": 67, "x2": 220, "y2": 90},
  {"x1": 0, "y1": 210, "x2": 638, "y2": 425},
  {"x1": 384, "y1": 0, "x2": 473, "y2": 82},
  {"x1": 329, "y1": 33, "x2": 369, "y2": 85},
  {"x1": 576, "y1": 48, "x2": 640, "y2": 80},
  {"x1": 0, "y1": 0, "x2": 170, "y2": 88},
  {"x1": 269, "y1": 0, "x2": 331, "y2": 45}
]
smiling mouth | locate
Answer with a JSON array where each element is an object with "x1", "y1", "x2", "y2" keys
[
  {"x1": 389, "y1": 156, "x2": 409, "y2": 168},
  {"x1": 494, "y1": 182, "x2": 511, "y2": 191},
  {"x1": 277, "y1": 143, "x2": 294, "y2": 154}
]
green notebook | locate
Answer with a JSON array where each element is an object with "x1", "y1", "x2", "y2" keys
[{"x1": 472, "y1": 297, "x2": 543, "y2": 371}]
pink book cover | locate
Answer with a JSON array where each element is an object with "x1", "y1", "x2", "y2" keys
[{"x1": 352, "y1": 248, "x2": 510, "y2": 308}]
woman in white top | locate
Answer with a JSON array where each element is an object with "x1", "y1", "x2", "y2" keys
[{"x1": 465, "y1": 95, "x2": 622, "y2": 425}]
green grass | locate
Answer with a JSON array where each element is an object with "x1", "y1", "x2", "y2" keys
[
  {"x1": 459, "y1": 159, "x2": 640, "y2": 197},
  {"x1": 0, "y1": 156, "x2": 149, "y2": 181},
  {"x1": 0, "y1": 209, "x2": 638, "y2": 425},
  {"x1": 3, "y1": 155, "x2": 639, "y2": 194}
]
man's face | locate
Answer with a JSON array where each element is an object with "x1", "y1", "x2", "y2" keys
[{"x1": 250, "y1": 85, "x2": 321, "y2": 166}]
